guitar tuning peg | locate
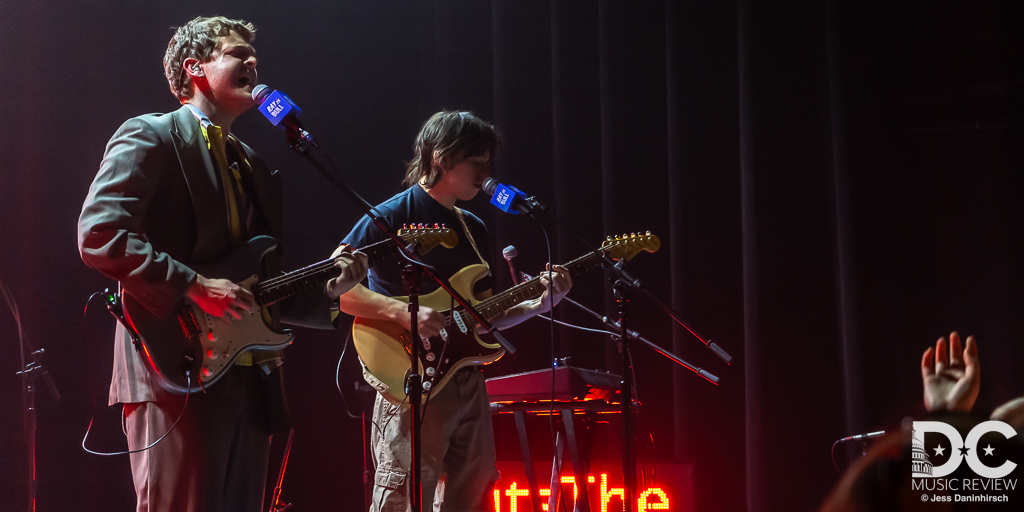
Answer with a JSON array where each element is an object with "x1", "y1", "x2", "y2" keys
[
  {"x1": 403, "y1": 223, "x2": 407, "y2": 229},
  {"x1": 418, "y1": 223, "x2": 424, "y2": 229},
  {"x1": 434, "y1": 223, "x2": 440, "y2": 229},
  {"x1": 606, "y1": 236, "x2": 612, "y2": 241},
  {"x1": 646, "y1": 230, "x2": 651, "y2": 235}
]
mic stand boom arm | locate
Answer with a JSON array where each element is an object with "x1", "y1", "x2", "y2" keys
[
  {"x1": 520, "y1": 270, "x2": 719, "y2": 385},
  {"x1": 514, "y1": 194, "x2": 730, "y2": 365}
]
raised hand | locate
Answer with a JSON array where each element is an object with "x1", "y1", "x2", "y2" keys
[{"x1": 921, "y1": 331, "x2": 980, "y2": 413}]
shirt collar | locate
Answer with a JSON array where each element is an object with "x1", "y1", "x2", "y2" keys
[{"x1": 184, "y1": 103, "x2": 214, "y2": 130}]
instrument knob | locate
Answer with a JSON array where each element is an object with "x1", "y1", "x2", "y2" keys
[
  {"x1": 422, "y1": 381, "x2": 433, "y2": 391},
  {"x1": 425, "y1": 352, "x2": 436, "y2": 362},
  {"x1": 207, "y1": 349, "x2": 217, "y2": 359},
  {"x1": 201, "y1": 367, "x2": 212, "y2": 378},
  {"x1": 207, "y1": 332, "x2": 217, "y2": 342},
  {"x1": 426, "y1": 367, "x2": 436, "y2": 376}
]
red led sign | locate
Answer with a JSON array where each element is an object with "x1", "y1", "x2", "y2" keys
[{"x1": 492, "y1": 462, "x2": 694, "y2": 512}]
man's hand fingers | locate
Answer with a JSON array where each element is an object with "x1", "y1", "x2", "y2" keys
[
  {"x1": 236, "y1": 287, "x2": 256, "y2": 310},
  {"x1": 921, "y1": 346, "x2": 936, "y2": 378},
  {"x1": 222, "y1": 305, "x2": 242, "y2": 322},
  {"x1": 949, "y1": 331, "x2": 964, "y2": 367},
  {"x1": 964, "y1": 335, "x2": 979, "y2": 372},
  {"x1": 331, "y1": 244, "x2": 355, "y2": 258},
  {"x1": 935, "y1": 337, "x2": 948, "y2": 373}
]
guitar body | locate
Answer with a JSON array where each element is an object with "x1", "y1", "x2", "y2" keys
[
  {"x1": 121, "y1": 236, "x2": 293, "y2": 394},
  {"x1": 353, "y1": 264, "x2": 504, "y2": 405},
  {"x1": 351, "y1": 232, "x2": 662, "y2": 406},
  {"x1": 118, "y1": 228, "x2": 459, "y2": 395}
]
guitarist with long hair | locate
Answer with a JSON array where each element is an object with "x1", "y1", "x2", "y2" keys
[{"x1": 337, "y1": 111, "x2": 572, "y2": 511}]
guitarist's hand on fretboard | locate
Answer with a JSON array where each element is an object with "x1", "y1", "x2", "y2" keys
[
  {"x1": 187, "y1": 275, "x2": 256, "y2": 323},
  {"x1": 537, "y1": 264, "x2": 572, "y2": 311},
  {"x1": 326, "y1": 245, "x2": 369, "y2": 299}
]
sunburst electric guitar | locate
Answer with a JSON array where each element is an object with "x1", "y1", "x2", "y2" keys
[
  {"x1": 120, "y1": 227, "x2": 458, "y2": 394},
  {"x1": 353, "y1": 232, "x2": 661, "y2": 404}
]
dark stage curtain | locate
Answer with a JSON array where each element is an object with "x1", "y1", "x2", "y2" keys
[{"x1": 1, "y1": 1, "x2": 1021, "y2": 511}]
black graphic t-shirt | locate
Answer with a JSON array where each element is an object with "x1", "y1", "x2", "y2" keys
[{"x1": 341, "y1": 184, "x2": 493, "y2": 298}]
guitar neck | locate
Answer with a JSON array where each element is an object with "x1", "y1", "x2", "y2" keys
[
  {"x1": 463, "y1": 250, "x2": 607, "y2": 325},
  {"x1": 252, "y1": 236, "x2": 405, "y2": 306}
]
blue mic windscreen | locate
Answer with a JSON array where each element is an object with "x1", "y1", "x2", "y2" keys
[
  {"x1": 258, "y1": 90, "x2": 302, "y2": 127},
  {"x1": 490, "y1": 183, "x2": 526, "y2": 214}
]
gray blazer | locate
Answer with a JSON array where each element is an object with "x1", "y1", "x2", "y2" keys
[{"x1": 79, "y1": 106, "x2": 333, "y2": 404}]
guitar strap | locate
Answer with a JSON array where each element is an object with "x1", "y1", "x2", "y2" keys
[{"x1": 454, "y1": 207, "x2": 490, "y2": 273}]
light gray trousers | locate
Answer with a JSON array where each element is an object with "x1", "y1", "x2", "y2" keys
[{"x1": 370, "y1": 368, "x2": 500, "y2": 512}]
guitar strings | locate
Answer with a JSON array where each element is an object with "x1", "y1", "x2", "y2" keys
[
  {"x1": 255, "y1": 234, "x2": 426, "y2": 298},
  {"x1": 453, "y1": 249, "x2": 604, "y2": 327}
]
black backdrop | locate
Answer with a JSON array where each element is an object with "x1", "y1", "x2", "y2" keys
[{"x1": 1, "y1": 1, "x2": 1022, "y2": 511}]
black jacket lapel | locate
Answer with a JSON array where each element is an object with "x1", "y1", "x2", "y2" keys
[{"x1": 169, "y1": 106, "x2": 231, "y2": 262}]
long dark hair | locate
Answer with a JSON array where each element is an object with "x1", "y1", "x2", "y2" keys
[{"x1": 404, "y1": 111, "x2": 502, "y2": 188}]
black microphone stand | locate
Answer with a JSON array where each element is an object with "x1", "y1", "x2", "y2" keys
[
  {"x1": 515, "y1": 265, "x2": 719, "y2": 384},
  {"x1": 612, "y1": 279, "x2": 636, "y2": 511},
  {"x1": 509, "y1": 195, "x2": 732, "y2": 365},
  {"x1": 500, "y1": 194, "x2": 729, "y2": 512},
  {"x1": 402, "y1": 265, "x2": 424, "y2": 512},
  {"x1": 280, "y1": 124, "x2": 515, "y2": 512},
  {"x1": 3, "y1": 281, "x2": 60, "y2": 512}
]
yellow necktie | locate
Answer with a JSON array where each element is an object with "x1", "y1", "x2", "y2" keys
[{"x1": 206, "y1": 125, "x2": 242, "y2": 242}]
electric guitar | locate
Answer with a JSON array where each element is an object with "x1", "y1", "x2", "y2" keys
[
  {"x1": 120, "y1": 227, "x2": 458, "y2": 394},
  {"x1": 353, "y1": 232, "x2": 661, "y2": 405}
]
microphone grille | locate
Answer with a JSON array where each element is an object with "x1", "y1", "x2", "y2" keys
[
  {"x1": 482, "y1": 177, "x2": 499, "y2": 196},
  {"x1": 251, "y1": 84, "x2": 270, "y2": 104},
  {"x1": 502, "y1": 245, "x2": 518, "y2": 259}
]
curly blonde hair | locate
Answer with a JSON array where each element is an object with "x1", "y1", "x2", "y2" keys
[{"x1": 163, "y1": 16, "x2": 255, "y2": 101}]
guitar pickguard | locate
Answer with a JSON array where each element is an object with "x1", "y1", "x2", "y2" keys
[
  {"x1": 189, "y1": 275, "x2": 294, "y2": 382},
  {"x1": 352, "y1": 264, "x2": 505, "y2": 405}
]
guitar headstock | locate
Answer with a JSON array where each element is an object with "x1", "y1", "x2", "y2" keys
[
  {"x1": 398, "y1": 225, "x2": 459, "y2": 255},
  {"x1": 600, "y1": 232, "x2": 661, "y2": 261}
]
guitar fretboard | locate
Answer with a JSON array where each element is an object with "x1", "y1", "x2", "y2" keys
[
  {"x1": 252, "y1": 234, "x2": 420, "y2": 306},
  {"x1": 458, "y1": 249, "x2": 608, "y2": 327}
]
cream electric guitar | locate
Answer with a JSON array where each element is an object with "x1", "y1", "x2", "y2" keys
[
  {"x1": 120, "y1": 227, "x2": 457, "y2": 393},
  {"x1": 353, "y1": 232, "x2": 661, "y2": 404}
]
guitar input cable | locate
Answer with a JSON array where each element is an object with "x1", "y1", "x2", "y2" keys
[
  {"x1": 334, "y1": 326, "x2": 408, "y2": 439},
  {"x1": 80, "y1": 290, "x2": 191, "y2": 456}
]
